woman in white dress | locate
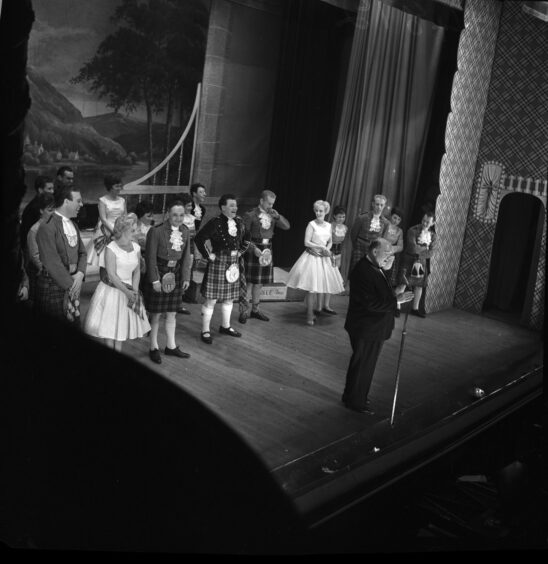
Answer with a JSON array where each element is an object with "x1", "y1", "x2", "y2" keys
[
  {"x1": 87, "y1": 175, "x2": 127, "y2": 267},
  {"x1": 286, "y1": 200, "x2": 345, "y2": 325},
  {"x1": 85, "y1": 215, "x2": 151, "y2": 352}
]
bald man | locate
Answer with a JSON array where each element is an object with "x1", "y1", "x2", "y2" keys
[{"x1": 342, "y1": 238, "x2": 413, "y2": 414}]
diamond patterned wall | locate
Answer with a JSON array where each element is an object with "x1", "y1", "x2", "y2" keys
[
  {"x1": 453, "y1": 1, "x2": 547, "y2": 330},
  {"x1": 427, "y1": 0, "x2": 502, "y2": 313}
]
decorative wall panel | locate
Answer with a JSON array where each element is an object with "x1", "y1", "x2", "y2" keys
[
  {"x1": 454, "y1": 1, "x2": 547, "y2": 330},
  {"x1": 427, "y1": 0, "x2": 501, "y2": 313}
]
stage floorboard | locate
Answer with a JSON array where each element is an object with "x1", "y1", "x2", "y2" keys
[{"x1": 79, "y1": 283, "x2": 543, "y2": 517}]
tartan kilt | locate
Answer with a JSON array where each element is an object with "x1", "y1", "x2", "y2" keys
[
  {"x1": 143, "y1": 264, "x2": 184, "y2": 313},
  {"x1": 35, "y1": 271, "x2": 80, "y2": 326},
  {"x1": 202, "y1": 251, "x2": 240, "y2": 301},
  {"x1": 244, "y1": 243, "x2": 273, "y2": 285}
]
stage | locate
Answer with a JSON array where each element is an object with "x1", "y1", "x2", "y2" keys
[{"x1": 78, "y1": 277, "x2": 543, "y2": 526}]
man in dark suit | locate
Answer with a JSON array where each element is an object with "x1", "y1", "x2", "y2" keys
[
  {"x1": 35, "y1": 184, "x2": 87, "y2": 324},
  {"x1": 342, "y1": 238, "x2": 413, "y2": 414}
]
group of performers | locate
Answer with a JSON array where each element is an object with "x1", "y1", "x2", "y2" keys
[{"x1": 22, "y1": 175, "x2": 436, "y2": 380}]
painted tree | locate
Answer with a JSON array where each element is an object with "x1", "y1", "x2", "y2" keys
[{"x1": 72, "y1": 0, "x2": 208, "y2": 173}]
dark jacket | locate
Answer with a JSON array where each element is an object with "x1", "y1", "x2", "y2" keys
[
  {"x1": 344, "y1": 256, "x2": 397, "y2": 341},
  {"x1": 36, "y1": 213, "x2": 87, "y2": 290},
  {"x1": 144, "y1": 221, "x2": 192, "y2": 284}
]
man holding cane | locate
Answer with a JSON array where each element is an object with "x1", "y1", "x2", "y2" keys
[{"x1": 342, "y1": 238, "x2": 413, "y2": 414}]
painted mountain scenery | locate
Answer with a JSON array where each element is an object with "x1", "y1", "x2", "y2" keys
[{"x1": 25, "y1": 0, "x2": 209, "y2": 202}]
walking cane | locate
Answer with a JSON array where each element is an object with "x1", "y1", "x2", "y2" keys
[{"x1": 390, "y1": 275, "x2": 412, "y2": 426}]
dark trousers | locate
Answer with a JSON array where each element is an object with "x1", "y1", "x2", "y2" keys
[{"x1": 342, "y1": 336, "x2": 385, "y2": 408}]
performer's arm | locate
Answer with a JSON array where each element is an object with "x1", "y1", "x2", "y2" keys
[
  {"x1": 238, "y1": 220, "x2": 252, "y2": 256},
  {"x1": 273, "y1": 211, "x2": 290, "y2": 230},
  {"x1": 132, "y1": 247, "x2": 141, "y2": 291},
  {"x1": 105, "y1": 247, "x2": 136, "y2": 302},
  {"x1": 76, "y1": 230, "x2": 87, "y2": 276},
  {"x1": 424, "y1": 230, "x2": 436, "y2": 258},
  {"x1": 27, "y1": 228, "x2": 42, "y2": 270},
  {"x1": 405, "y1": 227, "x2": 419, "y2": 256},
  {"x1": 36, "y1": 222, "x2": 74, "y2": 289},
  {"x1": 350, "y1": 216, "x2": 362, "y2": 246},
  {"x1": 97, "y1": 199, "x2": 113, "y2": 233},
  {"x1": 194, "y1": 218, "x2": 215, "y2": 259},
  {"x1": 145, "y1": 227, "x2": 161, "y2": 284},
  {"x1": 180, "y1": 228, "x2": 192, "y2": 288},
  {"x1": 393, "y1": 228, "x2": 404, "y2": 254}
]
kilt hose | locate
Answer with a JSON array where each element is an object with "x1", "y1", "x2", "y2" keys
[
  {"x1": 35, "y1": 271, "x2": 80, "y2": 326},
  {"x1": 243, "y1": 242, "x2": 273, "y2": 285},
  {"x1": 202, "y1": 251, "x2": 240, "y2": 301},
  {"x1": 143, "y1": 264, "x2": 184, "y2": 313}
]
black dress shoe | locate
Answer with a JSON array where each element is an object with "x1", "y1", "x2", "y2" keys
[
  {"x1": 219, "y1": 326, "x2": 242, "y2": 337},
  {"x1": 342, "y1": 400, "x2": 375, "y2": 415},
  {"x1": 238, "y1": 312, "x2": 248, "y2": 324},
  {"x1": 322, "y1": 308, "x2": 337, "y2": 315},
  {"x1": 177, "y1": 307, "x2": 191, "y2": 315},
  {"x1": 250, "y1": 310, "x2": 269, "y2": 322},
  {"x1": 201, "y1": 331, "x2": 213, "y2": 344},
  {"x1": 149, "y1": 349, "x2": 162, "y2": 364},
  {"x1": 410, "y1": 309, "x2": 426, "y2": 318},
  {"x1": 164, "y1": 346, "x2": 190, "y2": 359}
]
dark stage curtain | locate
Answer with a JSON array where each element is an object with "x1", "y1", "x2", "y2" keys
[
  {"x1": 485, "y1": 193, "x2": 543, "y2": 317},
  {"x1": 265, "y1": 0, "x2": 355, "y2": 268},
  {"x1": 325, "y1": 0, "x2": 462, "y2": 281}
]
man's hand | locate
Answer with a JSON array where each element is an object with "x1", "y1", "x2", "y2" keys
[
  {"x1": 152, "y1": 281, "x2": 162, "y2": 293},
  {"x1": 254, "y1": 247, "x2": 262, "y2": 258},
  {"x1": 208, "y1": 253, "x2": 216, "y2": 262},
  {"x1": 396, "y1": 290, "x2": 414, "y2": 304},
  {"x1": 182, "y1": 280, "x2": 190, "y2": 292},
  {"x1": 18, "y1": 285, "x2": 29, "y2": 301},
  {"x1": 269, "y1": 209, "x2": 280, "y2": 220},
  {"x1": 69, "y1": 271, "x2": 84, "y2": 300}
]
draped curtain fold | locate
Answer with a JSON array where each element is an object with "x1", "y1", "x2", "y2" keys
[{"x1": 326, "y1": 0, "x2": 445, "y2": 279}]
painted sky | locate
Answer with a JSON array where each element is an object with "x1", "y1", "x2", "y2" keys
[
  {"x1": 28, "y1": 0, "x2": 209, "y2": 122},
  {"x1": 29, "y1": 0, "x2": 125, "y2": 118}
]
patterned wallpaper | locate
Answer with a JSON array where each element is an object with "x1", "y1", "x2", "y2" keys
[
  {"x1": 427, "y1": 0, "x2": 502, "y2": 313},
  {"x1": 454, "y1": 1, "x2": 547, "y2": 329}
]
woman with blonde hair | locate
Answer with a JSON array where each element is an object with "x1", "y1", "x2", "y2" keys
[
  {"x1": 84, "y1": 214, "x2": 150, "y2": 352},
  {"x1": 286, "y1": 200, "x2": 345, "y2": 325}
]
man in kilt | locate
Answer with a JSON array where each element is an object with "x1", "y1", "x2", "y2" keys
[
  {"x1": 35, "y1": 184, "x2": 86, "y2": 324},
  {"x1": 238, "y1": 190, "x2": 290, "y2": 324},
  {"x1": 349, "y1": 194, "x2": 390, "y2": 277},
  {"x1": 143, "y1": 200, "x2": 192, "y2": 364},
  {"x1": 194, "y1": 194, "x2": 251, "y2": 345}
]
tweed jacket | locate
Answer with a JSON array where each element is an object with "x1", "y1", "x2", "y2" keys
[
  {"x1": 145, "y1": 221, "x2": 192, "y2": 284},
  {"x1": 36, "y1": 213, "x2": 87, "y2": 290}
]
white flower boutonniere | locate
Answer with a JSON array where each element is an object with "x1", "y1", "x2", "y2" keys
[
  {"x1": 258, "y1": 211, "x2": 272, "y2": 231},
  {"x1": 417, "y1": 230, "x2": 432, "y2": 246},
  {"x1": 169, "y1": 227, "x2": 184, "y2": 251},
  {"x1": 369, "y1": 216, "x2": 381, "y2": 232},
  {"x1": 227, "y1": 218, "x2": 237, "y2": 237}
]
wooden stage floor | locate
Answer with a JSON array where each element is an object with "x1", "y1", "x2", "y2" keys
[{"x1": 79, "y1": 283, "x2": 543, "y2": 519}]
